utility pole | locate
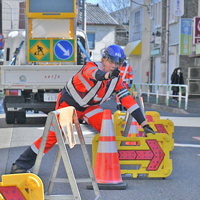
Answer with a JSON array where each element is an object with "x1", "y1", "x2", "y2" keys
[
  {"x1": 0, "y1": 0, "x2": 2, "y2": 34},
  {"x1": 82, "y1": 0, "x2": 86, "y2": 32},
  {"x1": 160, "y1": 0, "x2": 168, "y2": 103}
]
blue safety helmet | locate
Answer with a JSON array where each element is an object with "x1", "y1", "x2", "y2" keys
[{"x1": 103, "y1": 45, "x2": 125, "y2": 65}]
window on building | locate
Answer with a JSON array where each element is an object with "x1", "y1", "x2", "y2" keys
[
  {"x1": 135, "y1": 11, "x2": 140, "y2": 25},
  {"x1": 155, "y1": 1, "x2": 161, "y2": 28},
  {"x1": 87, "y1": 33, "x2": 95, "y2": 49},
  {"x1": 169, "y1": 0, "x2": 178, "y2": 24},
  {"x1": 150, "y1": 3, "x2": 154, "y2": 19}
]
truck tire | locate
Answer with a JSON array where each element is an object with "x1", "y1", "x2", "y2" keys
[
  {"x1": 6, "y1": 112, "x2": 15, "y2": 124},
  {"x1": 16, "y1": 111, "x2": 26, "y2": 124}
]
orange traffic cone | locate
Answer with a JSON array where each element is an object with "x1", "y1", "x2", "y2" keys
[
  {"x1": 125, "y1": 117, "x2": 139, "y2": 145},
  {"x1": 93, "y1": 109, "x2": 127, "y2": 190}
]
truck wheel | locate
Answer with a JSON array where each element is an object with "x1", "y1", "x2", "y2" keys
[
  {"x1": 6, "y1": 112, "x2": 15, "y2": 124},
  {"x1": 16, "y1": 112, "x2": 26, "y2": 124}
]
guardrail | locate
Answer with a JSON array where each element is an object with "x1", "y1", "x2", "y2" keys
[{"x1": 133, "y1": 83, "x2": 188, "y2": 110}]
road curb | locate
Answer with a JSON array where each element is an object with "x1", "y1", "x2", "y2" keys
[{"x1": 144, "y1": 102, "x2": 189, "y2": 114}]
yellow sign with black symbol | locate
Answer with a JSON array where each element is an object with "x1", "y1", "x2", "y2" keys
[{"x1": 28, "y1": 39, "x2": 50, "y2": 62}]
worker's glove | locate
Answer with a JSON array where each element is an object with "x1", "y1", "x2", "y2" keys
[
  {"x1": 128, "y1": 84, "x2": 132, "y2": 89},
  {"x1": 108, "y1": 67, "x2": 120, "y2": 79},
  {"x1": 143, "y1": 124, "x2": 155, "y2": 137}
]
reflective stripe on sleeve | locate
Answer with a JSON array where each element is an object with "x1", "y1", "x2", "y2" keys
[
  {"x1": 86, "y1": 67, "x2": 97, "y2": 80},
  {"x1": 127, "y1": 104, "x2": 140, "y2": 113},
  {"x1": 85, "y1": 108, "x2": 103, "y2": 118},
  {"x1": 31, "y1": 143, "x2": 45, "y2": 155},
  {"x1": 92, "y1": 70, "x2": 97, "y2": 80},
  {"x1": 118, "y1": 90, "x2": 129, "y2": 99}
]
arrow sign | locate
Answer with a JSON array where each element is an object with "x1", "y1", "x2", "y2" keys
[
  {"x1": 118, "y1": 140, "x2": 165, "y2": 171},
  {"x1": 57, "y1": 43, "x2": 70, "y2": 56},
  {"x1": 54, "y1": 40, "x2": 73, "y2": 60}
]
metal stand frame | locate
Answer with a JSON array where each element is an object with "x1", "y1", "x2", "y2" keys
[
  {"x1": 33, "y1": 107, "x2": 101, "y2": 200},
  {"x1": 122, "y1": 87, "x2": 146, "y2": 143}
]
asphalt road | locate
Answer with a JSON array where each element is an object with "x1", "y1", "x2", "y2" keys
[{"x1": 0, "y1": 98, "x2": 200, "y2": 200}]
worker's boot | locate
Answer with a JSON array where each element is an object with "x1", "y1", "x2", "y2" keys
[
  {"x1": 10, "y1": 146, "x2": 37, "y2": 174},
  {"x1": 10, "y1": 163, "x2": 30, "y2": 174}
]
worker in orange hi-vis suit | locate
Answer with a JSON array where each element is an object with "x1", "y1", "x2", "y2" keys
[
  {"x1": 10, "y1": 44, "x2": 155, "y2": 174},
  {"x1": 116, "y1": 60, "x2": 133, "y2": 111}
]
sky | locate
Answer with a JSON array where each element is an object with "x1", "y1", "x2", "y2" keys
[{"x1": 86, "y1": 0, "x2": 100, "y2": 4}]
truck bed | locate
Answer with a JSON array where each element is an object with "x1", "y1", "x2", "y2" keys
[{"x1": 0, "y1": 65, "x2": 83, "y2": 91}]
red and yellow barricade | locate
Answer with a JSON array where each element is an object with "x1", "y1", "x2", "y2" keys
[
  {"x1": 0, "y1": 173, "x2": 44, "y2": 200},
  {"x1": 92, "y1": 133, "x2": 172, "y2": 178},
  {"x1": 113, "y1": 111, "x2": 174, "y2": 151}
]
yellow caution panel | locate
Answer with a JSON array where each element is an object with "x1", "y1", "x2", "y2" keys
[
  {"x1": 113, "y1": 111, "x2": 174, "y2": 151},
  {"x1": 0, "y1": 173, "x2": 44, "y2": 200},
  {"x1": 92, "y1": 133, "x2": 172, "y2": 178},
  {"x1": 28, "y1": 39, "x2": 51, "y2": 62},
  {"x1": 145, "y1": 111, "x2": 160, "y2": 122}
]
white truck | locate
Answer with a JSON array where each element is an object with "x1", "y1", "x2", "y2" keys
[{"x1": 1, "y1": 27, "x2": 90, "y2": 124}]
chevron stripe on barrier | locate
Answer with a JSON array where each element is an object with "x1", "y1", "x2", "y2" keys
[
  {"x1": 0, "y1": 173, "x2": 44, "y2": 200},
  {"x1": 145, "y1": 111, "x2": 160, "y2": 122},
  {"x1": 113, "y1": 111, "x2": 174, "y2": 151},
  {"x1": 138, "y1": 119, "x2": 174, "y2": 151},
  {"x1": 92, "y1": 133, "x2": 172, "y2": 178}
]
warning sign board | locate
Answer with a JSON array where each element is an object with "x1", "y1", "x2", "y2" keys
[
  {"x1": 53, "y1": 39, "x2": 75, "y2": 62},
  {"x1": 28, "y1": 39, "x2": 50, "y2": 62}
]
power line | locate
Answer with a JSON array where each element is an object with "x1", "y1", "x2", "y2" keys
[{"x1": 131, "y1": 0, "x2": 149, "y2": 11}]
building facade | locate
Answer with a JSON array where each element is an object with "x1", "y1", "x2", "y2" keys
[
  {"x1": 124, "y1": 0, "x2": 151, "y2": 84},
  {"x1": 150, "y1": 0, "x2": 199, "y2": 95}
]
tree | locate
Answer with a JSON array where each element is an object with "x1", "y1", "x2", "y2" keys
[{"x1": 99, "y1": 0, "x2": 130, "y2": 24}]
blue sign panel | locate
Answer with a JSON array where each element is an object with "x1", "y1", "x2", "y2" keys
[
  {"x1": 54, "y1": 40, "x2": 73, "y2": 60},
  {"x1": 0, "y1": 41, "x2": 4, "y2": 48}
]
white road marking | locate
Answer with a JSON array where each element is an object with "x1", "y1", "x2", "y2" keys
[{"x1": 175, "y1": 143, "x2": 200, "y2": 148}]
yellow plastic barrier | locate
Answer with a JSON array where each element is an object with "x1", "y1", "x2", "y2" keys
[
  {"x1": 92, "y1": 133, "x2": 172, "y2": 178},
  {"x1": 145, "y1": 111, "x2": 160, "y2": 122},
  {"x1": 138, "y1": 119, "x2": 174, "y2": 151},
  {"x1": 113, "y1": 111, "x2": 174, "y2": 151},
  {"x1": 0, "y1": 173, "x2": 44, "y2": 200}
]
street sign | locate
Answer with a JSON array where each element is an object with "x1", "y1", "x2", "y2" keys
[
  {"x1": 0, "y1": 41, "x2": 4, "y2": 49},
  {"x1": 28, "y1": 39, "x2": 50, "y2": 62},
  {"x1": 53, "y1": 39, "x2": 75, "y2": 62},
  {"x1": 173, "y1": 0, "x2": 184, "y2": 16},
  {"x1": 180, "y1": 18, "x2": 192, "y2": 55},
  {"x1": 193, "y1": 17, "x2": 200, "y2": 44},
  {"x1": 0, "y1": 34, "x2": 4, "y2": 41}
]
